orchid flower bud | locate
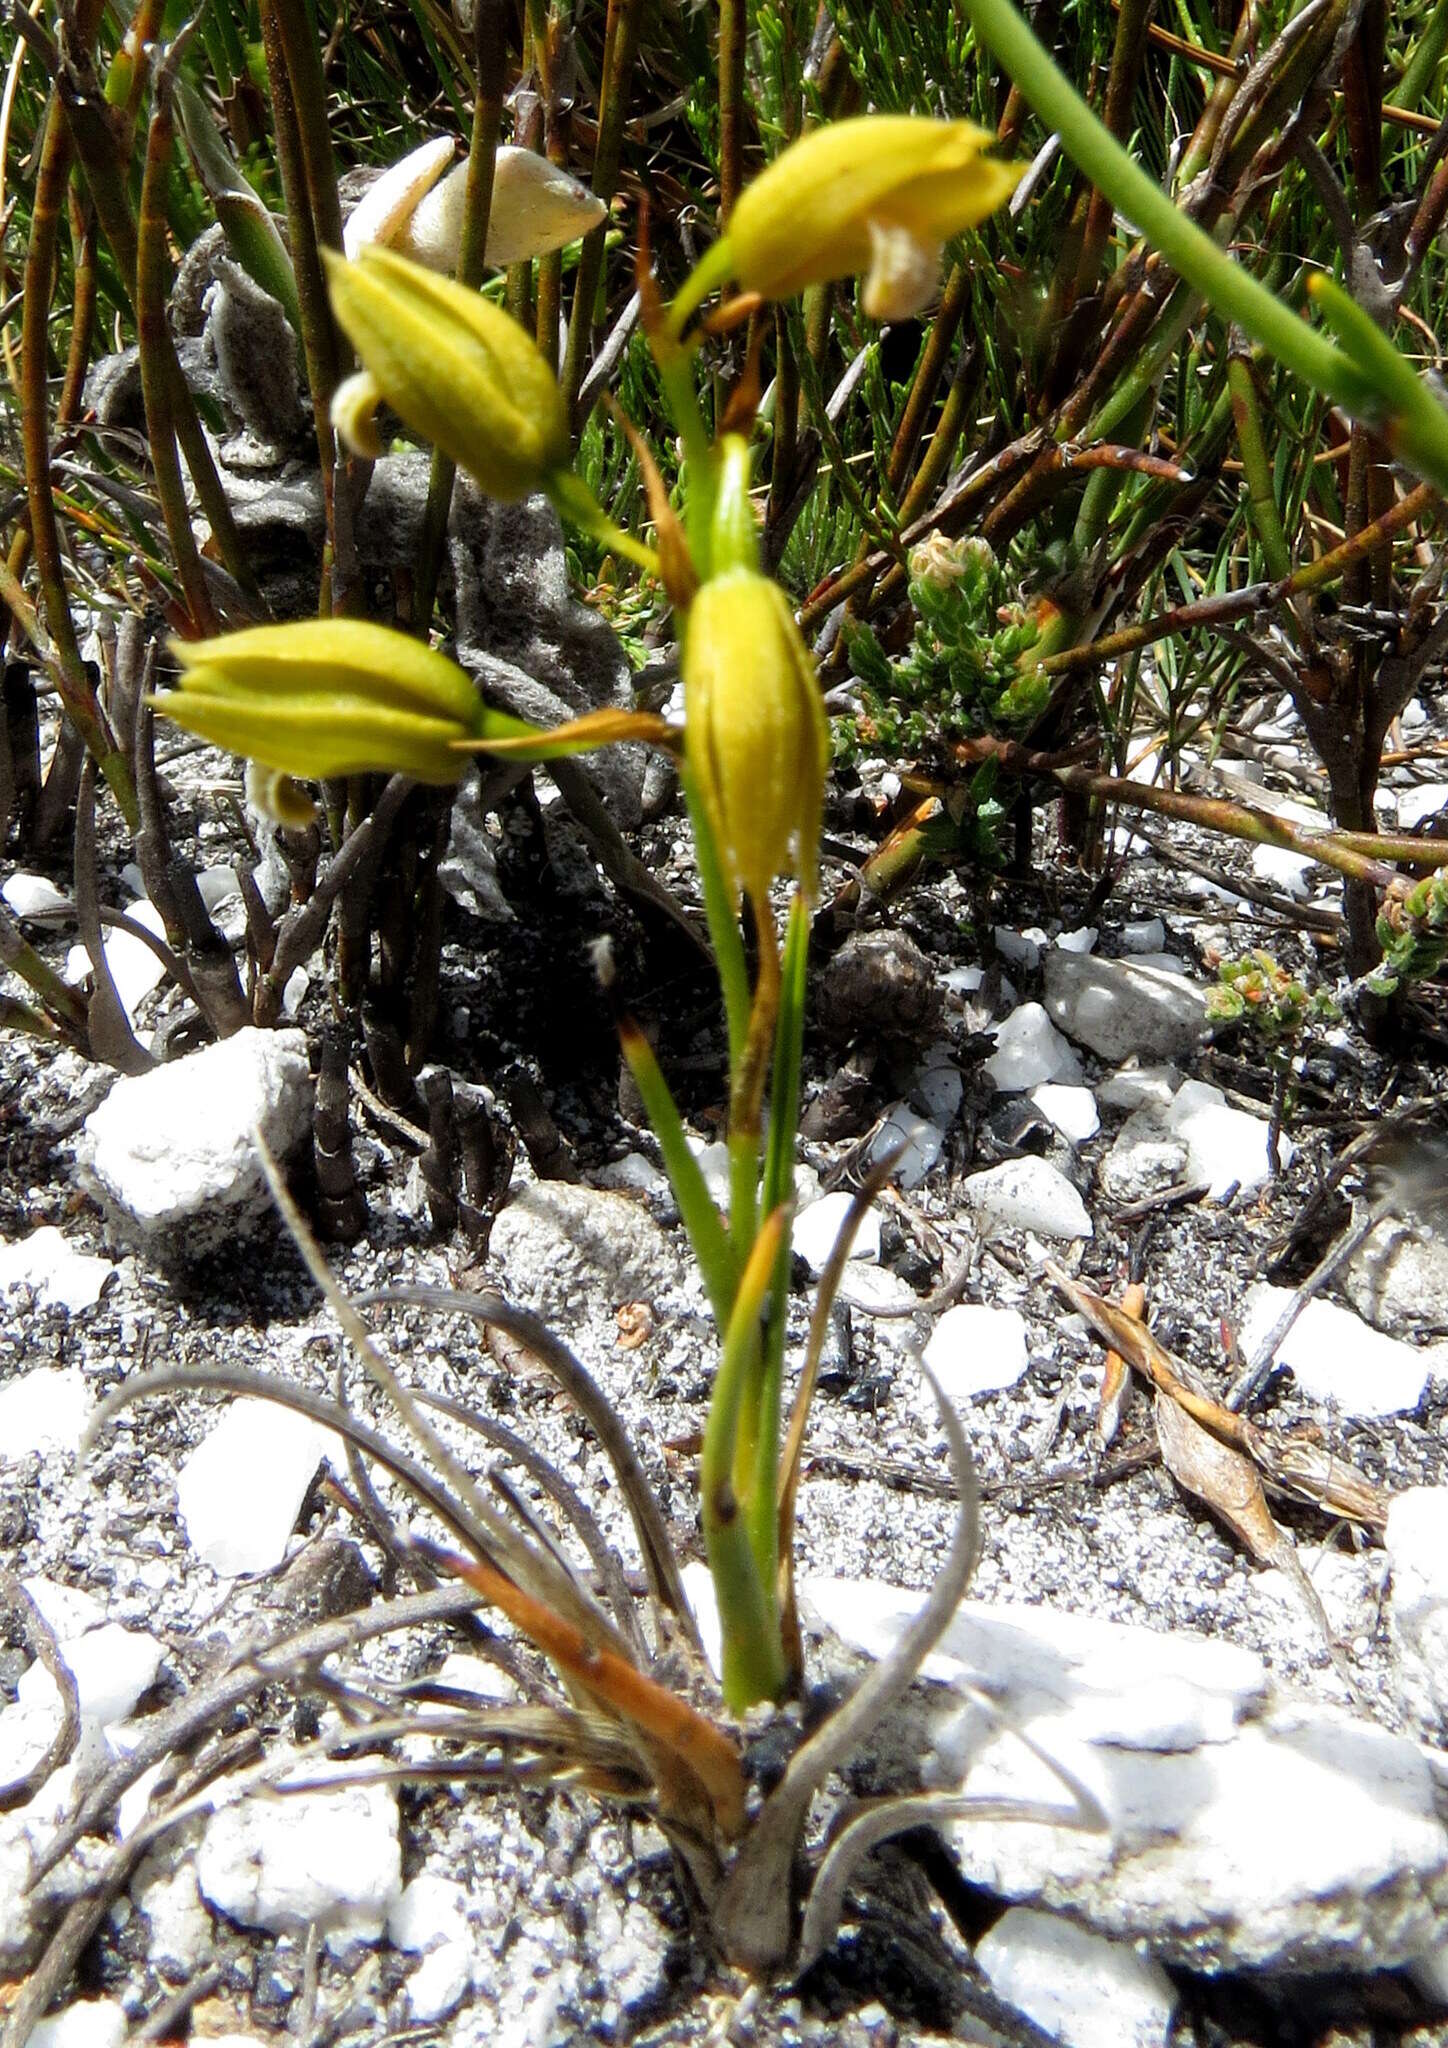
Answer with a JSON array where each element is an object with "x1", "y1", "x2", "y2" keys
[
  {"x1": 156, "y1": 618, "x2": 532, "y2": 785},
  {"x1": 683, "y1": 570, "x2": 828, "y2": 910},
  {"x1": 324, "y1": 245, "x2": 570, "y2": 500}
]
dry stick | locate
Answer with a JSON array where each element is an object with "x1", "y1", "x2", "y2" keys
[
  {"x1": 258, "y1": 0, "x2": 341, "y2": 614},
  {"x1": 72, "y1": 757, "x2": 155, "y2": 1074},
  {"x1": 18, "y1": 77, "x2": 135, "y2": 826},
  {"x1": 136, "y1": 57, "x2": 217, "y2": 637},
  {"x1": 24, "y1": 17, "x2": 262, "y2": 613},
  {"x1": 413, "y1": 0, "x2": 507, "y2": 624},
  {"x1": 952, "y1": 737, "x2": 1447, "y2": 882},
  {"x1": 0, "y1": 1569, "x2": 79, "y2": 1809},
  {"x1": 357, "y1": 1285, "x2": 696, "y2": 1638},
  {"x1": 718, "y1": 0, "x2": 747, "y2": 222},
  {"x1": 562, "y1": 0, "x2": 646, "y2": 423}
]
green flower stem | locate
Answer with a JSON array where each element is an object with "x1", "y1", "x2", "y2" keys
[
  {"x1": 1227, "y1": 351, "x2": 1293, "y2": 584},
  {"x1": 957, "y1": 0, "x2": 1447, "y2": 456},
  {"x1": 664, "y1": 238, "x2": 735, "y2": 343},
  {"x1": 745, "y1": 890, "x2": 810, "y2": 1590},
  {"x1": 702, "y1": 1211, "x2": 788, "y2": 1709},
  {"x1": 546, "y1": 470, "x2": 663, "y2": 578},
  {"x1": 618, "y1": 1017, "x2": 739, "y2": 1328},
  {"x1": 655, "y1": 343, "x2": 719, "y2": 577}
]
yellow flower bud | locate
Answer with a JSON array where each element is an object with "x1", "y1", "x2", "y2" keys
[
  {"x1": 156, "y1": 618, "x2": 529, "y2": 785},
  {"x1": 323, "y1": 245, "x2": 570, "y2": 500},
  {"x1": 683, "y1": 570, "x2": 828, "y2": 909},
  {"x1": 722, "y1": 115, "x2": 1021, "y2": 319}
]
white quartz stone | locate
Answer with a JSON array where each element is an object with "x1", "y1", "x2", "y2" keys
[
  {"x1": 975, "y1": 1909, "x2": 1176, "y2": 2048},
  {"x1": 985, "y1": 1004, "x2": 1084, "y2": 1093},
  {"x1": 1238, "y1": 1285, "x2": 1429, "y2": 1418},
  {"x1": 923, "y1": 1305, "x2": 1031, "y2": 1400},
  {"x1": 792, "y1": 1192, "x2": 881, "y2": 1276},
  {"x1": 176, "y1": 1397, "x2": 340, "y2": 1576},
  {"x1": 0, "y1": 1367, "x2": 92, "y2": 1461},
  {"x1": 961, "y1": 1157, "x2": 1093, "y2": 1242},
  {"x1": 1030, "y1": 1083, "x2": 1099, "y2": 1143},
  {"x1": 0, "y1": 1230, "x2": 114, "y2": 1314}
]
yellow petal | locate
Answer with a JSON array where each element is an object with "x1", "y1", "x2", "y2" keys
[{"x1": 728, "y1": 116, "x2": 1014, "y2": 301}]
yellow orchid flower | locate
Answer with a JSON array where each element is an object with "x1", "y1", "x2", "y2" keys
[
  {"x1": 323, "y1": 245, "x2": 570, "y2": 500},
  {"x1": 680, "y1": 115, "x2": 1022, "y2": 325}
]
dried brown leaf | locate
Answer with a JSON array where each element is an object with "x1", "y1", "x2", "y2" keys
[{"x1": 1154, "y1": 1392, "x2": 1353, "y2": 1692}]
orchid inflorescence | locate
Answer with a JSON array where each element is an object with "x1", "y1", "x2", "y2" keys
[{"x1": 156, "y1": 112, "x2": 1020, "y2": 1711}]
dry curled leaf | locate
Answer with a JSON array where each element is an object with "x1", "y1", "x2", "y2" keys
[{"x1": 1153, "y1": 1391, "x2": 1351, "y2": 1688}]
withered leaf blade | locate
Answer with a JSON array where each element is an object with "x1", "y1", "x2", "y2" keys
[{"x1": 1154, "y1": 1391, "x2": 1348, "y2": 1684}]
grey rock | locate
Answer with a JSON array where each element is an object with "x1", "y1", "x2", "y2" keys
[
  {"x1": 1344, "y1": 1133, "x2": 1448, "y2": 1336},
  {"x1": 803, "y1": 1578, "x2": 1448, "y2": 1975},
  {"x1": 439, "y1": 777, "x2": 514, "y2": 921},
  {"x1": 78, "y1": 1027, "x2": 312, "y2": 1250},
  {"x1": 204, "y1": 255, "x2": 305, "y2": 449},
  {"x1": 1045, "y1": 951, "x2": 1206, "y2": 1064},
  {"x1": 1386, "y1": 1487, "x2": 1448, "y2": 1738},
  {"x1": 961, "y1": 1156, "x2": 1093, "y2": 1241},
  {"x1": 1345, "y1": 1213, "x2": 1448, "y2": 1338},
  {"x1": 1098, "y1": 1109, "x2": 1189, "y2": 1204},
  {"x1": 451, "y1": 486, "x2": 645, "y2": 828},
  {"x1": 489, "y1": 1181, "x2": 679, "y2": 1323},
  {"x1": 83, "y1": 346, "x2": 145, "y2": 436},
  {"x1": 818, "y1": 930, "x2": 945, "y2": 1051}
]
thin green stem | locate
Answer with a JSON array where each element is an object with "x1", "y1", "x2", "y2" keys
[
  {"x1": 1227, "y1": 349, "x2": 1293, "y2": 584},
  {"x1": 618, "y1": 1017, "x2": 739, "y2": 1329},
  {"x1": 545, "y1": 471, "x2": 662, "y2": 576},
  {"x1": 702, "y1": 1212, "x2": 788, "y2": 1709},
  {"x1": 745, "y1": 890, "x2": 809, "y2": 1590}
]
